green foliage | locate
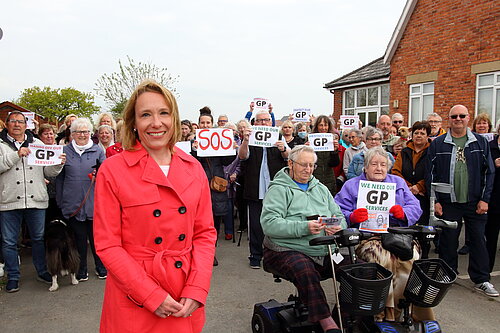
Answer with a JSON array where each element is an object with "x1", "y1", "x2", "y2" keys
[
  {"x1": 15, "y1": 86, "x2": 100, "y2": 122},
  {"x1": 95, "y1": 56, "x2": 179, "y2": 118}
]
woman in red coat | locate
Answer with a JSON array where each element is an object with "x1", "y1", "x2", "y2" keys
[{"x1": 94, "y1": 80, "x2": 217, "y2": 333}]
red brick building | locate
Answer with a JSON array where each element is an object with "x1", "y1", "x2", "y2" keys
[{"x1": 325, "y1": 0, "x2": 500, "y2": 128}]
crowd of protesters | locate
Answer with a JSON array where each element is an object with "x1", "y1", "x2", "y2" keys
[{"x1": 1, "y1": 82, "x2": 500, "y2": 331}]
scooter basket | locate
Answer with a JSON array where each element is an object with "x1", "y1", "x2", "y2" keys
[
  {"x1": 337, "y1": 263, "x2": 393, "y2": 316},
  {"x1": 404, "y1": 258, "x2": 457, "y2": 308}
]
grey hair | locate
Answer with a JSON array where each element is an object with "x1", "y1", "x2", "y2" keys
[
  {"x1": 289, "y1": 145, "x2": 317, "y2": 163},
  {"x1": 70, "y1": 118, "x2": 92, "y2": 132},
  {"x1": 426, "y1": 113, "x2": 442, "y2": 121},
  {"x1": 349, "y1": 129, "x2": 363, "y2": 138},
  {"x1": 224, "y1": 121, "x2": 237, "y2": 131},
  {"x1": 391, "y1": 113, "x2": 403, "y2": 121},
  {"x1": 236, "y1": 119, "x2": 251, "y2": 129},
  {"x1": 98, "y1": 124, "x2": 113, "y2": 133},
  {"x1": 255, "y1": 109, "x2": 271, "y2": 119},
  {"x1": 294, "y1": 122, "x2": 308, "y2": 135},
  {"x1": 363, "y1": 126, "x2": 383, "y2": 141},
  {"x1": 363, "y1": 146, "x2": 393, "y2": 170},
  {"x1": 218, "y1": 114, "x2": 228, "y2": 120}
]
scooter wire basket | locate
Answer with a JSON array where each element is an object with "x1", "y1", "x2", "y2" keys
[
  {"x1": 404, "y1": 258, "x2": 457, "y2": 308},
  {"x1": 337, "y1": 262, "x2": 393, "y2": 316}
]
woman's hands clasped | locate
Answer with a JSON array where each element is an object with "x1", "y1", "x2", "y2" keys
[{"x1": 154, "y1": 295, "x2": 201, "y2": 319}]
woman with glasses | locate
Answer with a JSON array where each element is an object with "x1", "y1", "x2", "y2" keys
[
  {"x1": 342, "y1": 129, "x2": 367, "y2": 176},
  {"x1": 309, "y1": 115, "x2": 340, "y2": 196},
  {"x1": 56, "y1": 118, "x2": 107, "y2": 281},
  {"x1": 346, "y1": 126, "x2": 395, "y2": 180},
  {"x1": 261, "y1": 145, "x2": 347, "y2": 333}
]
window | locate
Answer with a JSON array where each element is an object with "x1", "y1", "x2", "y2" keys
[
  {"x1": 343, "y1": 84, "x2": 389, "y2": 127},
  {"x1": 409, "y1": 82, "x2": 434, "y2": 125},
  {"x1": 476, "y1": 71, "x2": 500, "y2": 127}
]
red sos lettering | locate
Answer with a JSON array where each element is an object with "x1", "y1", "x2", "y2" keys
[{"x1": 198, "y1": 129, "x2": 233, "y2": 151}]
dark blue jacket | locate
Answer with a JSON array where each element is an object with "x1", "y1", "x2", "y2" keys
[
  {"x1": 56, "y1": 143, "x2": 105, "y2": 221},
  {"x1": 428, "y1": 129, "x2": 494, "y2": 204}
]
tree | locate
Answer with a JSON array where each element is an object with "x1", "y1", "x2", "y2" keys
[
  {"x1": 16, "y1": 86, "x2": 100, "y2": 123},
  {"x1": 95, "y1": 56, "x2": 179, "y2": 118}
]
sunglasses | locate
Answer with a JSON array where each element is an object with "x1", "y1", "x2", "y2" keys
[
  {"x1": 450, "y1": 114, "x2": 467, "y2": 119},
  {"x1": 393, "y1": 120, "x2": 403, "y2": 124}
]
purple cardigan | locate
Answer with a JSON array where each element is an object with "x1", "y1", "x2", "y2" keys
[{"x1": 334, "y1": 173, "x2": 422, "y2": 227}]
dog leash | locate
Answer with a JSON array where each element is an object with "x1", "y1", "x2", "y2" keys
[{"x1": 69, "y1": 176, "x2": 96, "y2": 218}]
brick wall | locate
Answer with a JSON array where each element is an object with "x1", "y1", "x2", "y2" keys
[{"x1": 390, "y1": 0, "x2": 500, "y2": 123}]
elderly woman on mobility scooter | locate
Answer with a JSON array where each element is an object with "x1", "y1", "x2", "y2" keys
[
  {"x1": 334, "y1": 146, "x2": 433, "y2": 322},
  {"x1": 261, "y1": 145, "x2": 347, "y2": 333}
]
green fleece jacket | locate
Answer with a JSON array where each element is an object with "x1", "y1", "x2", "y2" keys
[{"x1": 260, "y1": 167, "x2": 347, "y2": 256}]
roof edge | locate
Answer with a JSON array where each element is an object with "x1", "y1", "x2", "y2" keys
[
  {"x1": 383, "y1": 0, "x2": 418, "y2": 65},
  {"x1": 324, "y1": 56, "x2": 385, "y2": 89}
]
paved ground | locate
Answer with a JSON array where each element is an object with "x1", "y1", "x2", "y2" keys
[{"x1": 1, "y1": 228, "x2": 500, "y2": 332}]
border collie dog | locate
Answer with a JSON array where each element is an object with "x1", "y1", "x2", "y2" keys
[{"x1": 45, "y1": 220, "x2": 80, "y2": 291}]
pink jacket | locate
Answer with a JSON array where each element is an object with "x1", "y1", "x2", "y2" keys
[{"x1": 94, "y1": 142, "x2": 217, "y2": 333}]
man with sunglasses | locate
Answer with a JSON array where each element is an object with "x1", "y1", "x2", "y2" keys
[
  {"x1": 391, "y1": 112, "x2": 405, "y2": 130},
  {"x1": 0, "y1": 112, "x2": 65, "y2": 292},
  {"x1": 428, "y1": 105, "x2": 498, "y2": 297}
]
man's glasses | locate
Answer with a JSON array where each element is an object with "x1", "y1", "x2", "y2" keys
[
  {"x1": 254, "y1": 118, "x2": 271, "y2": 123},
  {"x1": 450, "y1": 114, "x2": 467, "y2": 119},
  {"x1": 8, "y1": 119, "x2": 26, "y2": 124},
  {"x1": 366, "y1": 137, "x2": 382, "y2": 141},
  {"x1": 291, "y1": 160, "x2": 317, "y2": 170}
]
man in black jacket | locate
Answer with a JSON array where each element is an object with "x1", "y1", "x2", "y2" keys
[
  {"x1": 428, "y1": 105, "x2": 497, "y2": 297},
  {"x1": 238, "y1": 110, "x2": 289, "y2": 268}
]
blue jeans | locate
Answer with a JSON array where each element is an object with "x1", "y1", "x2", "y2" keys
[
  {"x1": 222, "y1": 198, "x2": 234, "y2": 235},
  {"x1": 0, "y1": 209, "x2": 48, "y2": 281}
]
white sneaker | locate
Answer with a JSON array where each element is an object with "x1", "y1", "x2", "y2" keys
[
  {"x1": 475, "y1": 282, "x2": 499, "y2": 297},
  {"x1": 0, "y1": 263, "x2": 4, "y2": 277}
]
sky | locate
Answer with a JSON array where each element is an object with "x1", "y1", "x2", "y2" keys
[{"x1": 0, "y1": 0, "x2": 406, "y2": 124}]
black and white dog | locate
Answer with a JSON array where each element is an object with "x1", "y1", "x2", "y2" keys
[{"x1": 45, "y1": 220, "x2": 80, "y2": 291}]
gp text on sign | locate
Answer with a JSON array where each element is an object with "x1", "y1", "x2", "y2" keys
[
  {"x1": 27, "y1": 144, "x2": 64, "y2": 166},
  {"x1": 356, "y1": 180, "x2": 396, "y2": 233},
  {"x1": 196, "y1": 128, "x2": 235, "y2": 157},
  {"x1": 340, "y1": 115, "x2": 360, "y2": 130},
  {"x1": 248, "y1": 126, "x2": 279, "y2": 147},
  {"x1": 308, "y1": 133, "x2": 334, "y2": 151}
]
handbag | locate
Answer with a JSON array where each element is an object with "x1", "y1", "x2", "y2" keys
[
  {"x1": 381, "y1": 233, "x2": 414, "y2": 261},
  {"x1": 210, "y1": 176, "x2": 228, "y2": 192},
  {"x1": 206, "y1": 159, "x2": 228, "y2": 192}
]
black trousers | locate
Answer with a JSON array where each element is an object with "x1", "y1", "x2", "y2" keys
[
  {"x1": 68, "y1": 217, "x2": 105, "y2": 275},
  {"x1": 438, "y1": 202, "x2": 490, "y2": 284},
  {"x1": 248, "y1": 200, "x2": 264, "y2": 261},
  {"x1": 485, "y1": 212, "x2": 500, "y2": 273}
]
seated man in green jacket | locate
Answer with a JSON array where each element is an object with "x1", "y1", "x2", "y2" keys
[{"x1": 260, "y1": 145, "x2": 346, "y2": 333}]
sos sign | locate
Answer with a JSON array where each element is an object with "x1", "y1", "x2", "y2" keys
[
  {"x1": 196, "y1": 128, "x2": 235, "y2": 157},
  {"x1": 340, "y1": 115, "x2": 360, "y2": 130}
]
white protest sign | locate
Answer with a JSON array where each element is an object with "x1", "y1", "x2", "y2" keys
[
  {"x1": 174, "y1": 141, "x2": 192, "y2": 154},
  {"x1": 308, "y1": 133, "x2": 334, "y2": 151},
  {"x1": 27, "y1": 144, "x2": 64, "y2": 166},
  {"x1": 356, "y1": 180, "x2": 396, "y2": 233},
  {"x1": 253, "y1": 98, "x2": 270, "y2": 111},
  {"x1": 292, "y1": 108, "x2": 311, "y2": 122},
  {"x1": 195, "y1": 128, "x2": 235, "y2": 157},
  {"x1": 248, "y1": 126, "x2": 280, "y2": 147},
  {"x1": 22, "y1": 112, "x2": 35, "y2": 129},
  {"x1": 340, "y1": 115, "x2": 359, "y2": 130},
  {"x1": 479, "y1": 132, "x2": 495, "y2": 142}
]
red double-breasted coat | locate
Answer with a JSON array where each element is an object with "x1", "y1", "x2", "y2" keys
[{"x1": 94, "y1": 143, "x2": 217, "y2": 333}]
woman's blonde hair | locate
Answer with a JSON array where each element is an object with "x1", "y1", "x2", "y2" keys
[
  {"x1": 122, "y1": 80, "x2": 181, "y2": 151},
  {"x1": 96, "y1": 112, "x2": 117, "y2": 131}
]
